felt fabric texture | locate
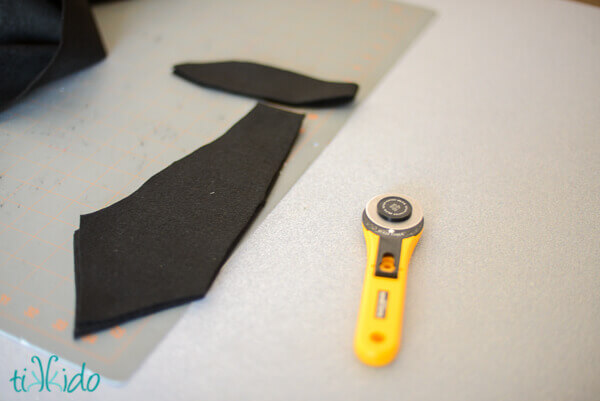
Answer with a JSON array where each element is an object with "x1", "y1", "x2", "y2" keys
[
  {"x1": 0, "y1": 0, "x2": 105, "y2": 112},
  {"x1": 74, "y1": 104, "x2": 304, "y2": 337},
  {"x1": 173, "y1": 61, "x2": 359, "y2": 107}
]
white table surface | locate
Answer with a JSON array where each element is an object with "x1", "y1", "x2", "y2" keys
[{"x1": 1, "y1": 0, "x2": 599, "y2": 399}]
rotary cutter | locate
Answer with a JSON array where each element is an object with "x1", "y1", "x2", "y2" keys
[{"x1": 354, "y1": 194, "x2": 424, "y2": 366}]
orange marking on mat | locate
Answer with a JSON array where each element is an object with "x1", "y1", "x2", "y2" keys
[
  {"x1": 24, "y1": 306, "x2": 39, "y2": 318},
  {"x1": 307, "y1": 113, "x2": 319, "y2": 120},
  {"x1": 110, "y1": 326, "x2": 126, "y2": 339},
  {"x1": 0, "y1": 308, "x2": 109, "y2": 362},
  {"x1": 52, "y1": 319, "x2": 68, "y2": 331},
  {"x1": 81, "y1": 334, "x2": 98, "y2": 344},
  {"x1": 0, "y1": 294, "x2": 10, "y2": 305}
]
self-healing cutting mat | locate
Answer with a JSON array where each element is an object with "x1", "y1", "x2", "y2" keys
[{"x1": 0, "y1": 0, "x2": 433, "y2": 380}]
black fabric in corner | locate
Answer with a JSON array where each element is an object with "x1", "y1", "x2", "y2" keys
[
  {"x1": 74, "y1": 104, "x2": 304, "y2": 337},
  {"x1": 174, "y1": 61, "x2": 359, "y2": 107},
  {"x1": 0, "y1": 0, "x2": 105, "y2": 112}
]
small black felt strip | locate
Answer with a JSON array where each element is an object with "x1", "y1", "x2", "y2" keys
[
  {"x1": 74, "y1": 104, "x2": 304, "y2": 337},
  {"x1": 173, "y1": 61, "x2": 359, "y2": 107},
  {"x1": 0, "y1": 0, "x2": 105, "y2": 112}
]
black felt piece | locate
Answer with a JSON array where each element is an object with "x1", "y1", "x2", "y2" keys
[
  {"x1": 74, "y1": 104, "x2": 304, "y2": 337},
  {"x1": 0, "y1": 0, "x2": 105, "y2": 112},
  {"x1": 173, "y1": 61, "x2": 359, "y2": 107}
]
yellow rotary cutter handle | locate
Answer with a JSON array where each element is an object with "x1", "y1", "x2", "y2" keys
[{"x1": 354, "y1": 194, "x2": 424, "y2": 367}]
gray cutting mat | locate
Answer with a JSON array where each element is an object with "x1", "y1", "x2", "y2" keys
[{"x1": 0, "y1": 0, "x2": 433, "y2": 381}]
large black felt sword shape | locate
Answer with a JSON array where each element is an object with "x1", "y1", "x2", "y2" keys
[{"x1": 74, "y1": 104, "x2": 304, "y2": 337}]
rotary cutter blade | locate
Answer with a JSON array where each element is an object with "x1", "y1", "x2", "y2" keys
[{"x1": 354, "y1": 194, "x2": 424, "y2": 366}]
